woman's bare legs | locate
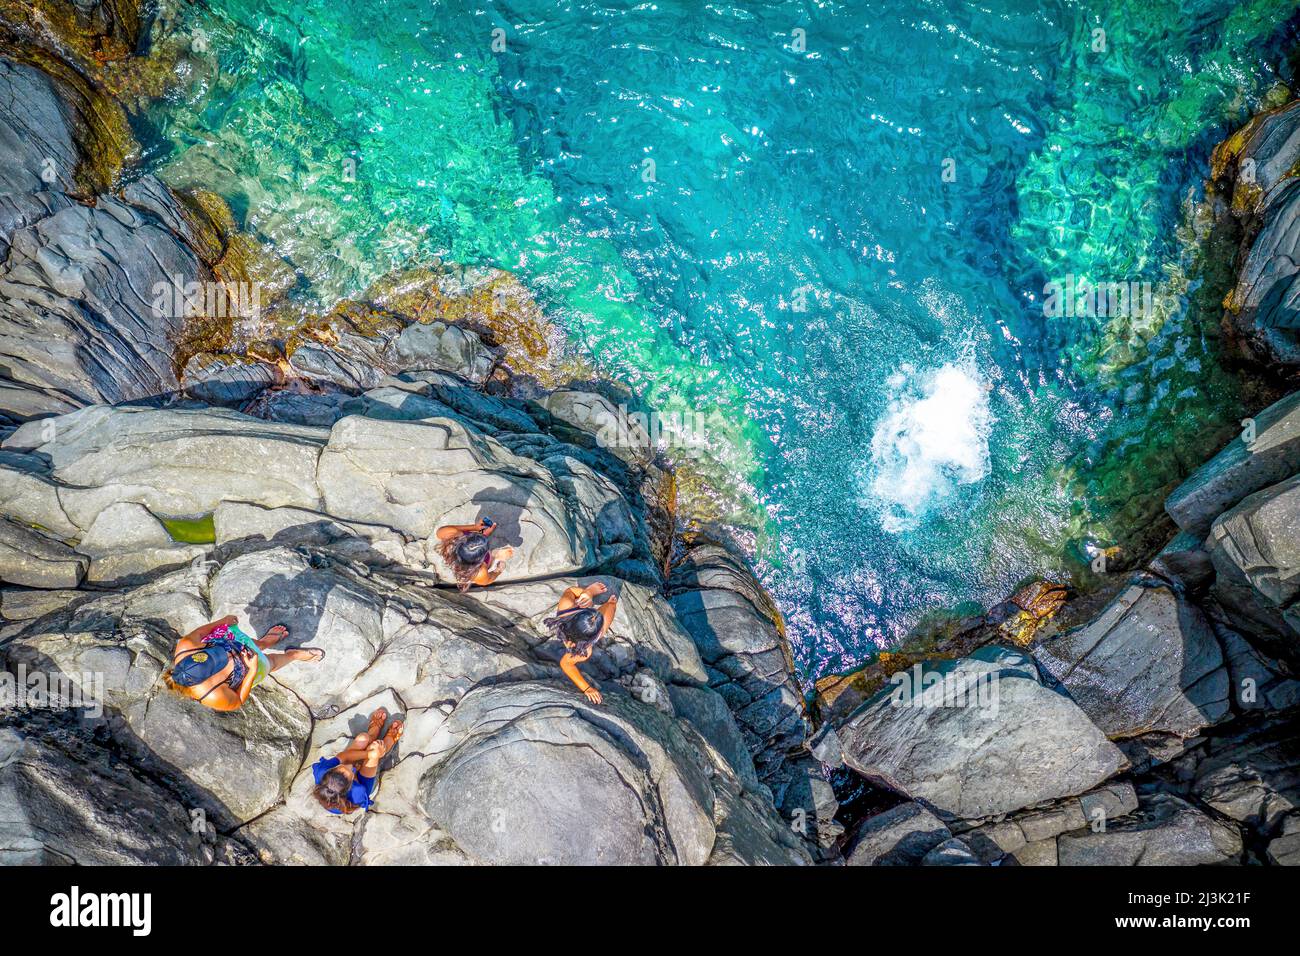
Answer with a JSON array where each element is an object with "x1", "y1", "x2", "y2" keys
[
  {"x1": 336, "y1": 709, "x2": 389, "y2": 764},
  {"x1": 266, "y1": 647, "x2": 325, "y2": 673}
]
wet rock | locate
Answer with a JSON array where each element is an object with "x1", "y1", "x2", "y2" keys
[
  {"x1": 836, "y1": 646, "x2": 1127, "y2": 821},
  {"x1": 844, "y1": 801, "x2": 952, "y2": 866},
  {"x1": 1056, "y1": 794, "x2": 1243, "y2": 866},
  {"x1": 383, "y1": 320, "x2": 496, "y2": 384},
  {"x1": 1165, "y1": 391, "x2": 1300, "y2": 538},
  {"x1": 1207, "y1": 472, "x2": 1300, "y2": 661},
  {"x1": 1032, "y1": 580, "x2": 1230, "y2": 741}
]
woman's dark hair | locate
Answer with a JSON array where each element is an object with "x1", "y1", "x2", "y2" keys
[
  {"x1": 438, "y1": 532, "x2": 491, "y2": 591},
  {"x1": 311, "y1": 768, "x2": 359, "y2": 814},
  {"x1": 544, "y1": 607, "x2": 603, "y2": 650}
]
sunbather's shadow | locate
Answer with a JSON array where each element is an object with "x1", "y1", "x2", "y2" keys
[
  {"x1": 471, "y1": 487, "x2": 524, "y2": 550},
  {"x1": 242, "y1": 568, "x2": 330, "y2": 653}
]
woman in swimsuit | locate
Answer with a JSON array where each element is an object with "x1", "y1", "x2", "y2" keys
[
  {"x1": 310, "y1": 706, "x2": 405, "y2": 814},
  {"x1": 434, "y1": 516, "x2": 514, "y2": 591},
  {"x1": 545, "y1": 582, "x2": 618, "y2": 705},
  {"x1": 163, "y1": 615, "x2": 324, "y2": 711}
]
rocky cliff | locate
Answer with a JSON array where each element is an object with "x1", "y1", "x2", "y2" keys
[
  {"x1": 2, "y1": 1, "x2": 1300, "y2": 868},
  {"x1": 0, "y1": 4, "x2": 832, "y2": 866},
  {"x1": 811, "y1": 93, "x2": 1300, "y2": 867}
]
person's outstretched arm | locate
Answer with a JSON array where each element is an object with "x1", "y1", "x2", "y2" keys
[
  {"x1": 435, "y1": 518, "x2": 493, "y2": 541},
  {"x1": 560, "y1": 647, "x2": 601, "y2": 705}
]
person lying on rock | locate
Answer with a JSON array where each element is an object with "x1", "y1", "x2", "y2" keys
[
  {"x1": 163, "y1": 615, "x2": 324, "y2": 712},
  {"x1": 310, "y1": 707, "x2": 405, "y2": 814},
  {"x1": 545, "y1": 582, "x2": 618, "y2": 705},
  {"x1": 435, "y1": 516, "x2": 515, "y2": 591}
]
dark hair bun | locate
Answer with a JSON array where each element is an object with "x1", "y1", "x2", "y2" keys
[
  {"x1": 571, "y1": 608, "x2": 602, "y2": 639},
  {"x1": 455, "y1": 532, "x2": 490, "y2": 566}
]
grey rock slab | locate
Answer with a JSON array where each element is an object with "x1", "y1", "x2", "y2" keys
[{"x1": 837, "y1": 645, "x2": 1128, "y2": 821}]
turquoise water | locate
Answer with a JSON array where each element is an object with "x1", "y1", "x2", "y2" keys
[{"x1": 143, "y1": 0, "x2": 1300, "y2": 679}]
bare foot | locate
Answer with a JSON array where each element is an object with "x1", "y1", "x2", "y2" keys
[
  {"x1": 366, "y1": 708, "x2": 389, "y2": 739},
  {"x1": 286, "y1": 647, "x2": 325, "y2": 664},
  {"x1": 258, "y1": 624, "x2": 290, "y2": 649}
]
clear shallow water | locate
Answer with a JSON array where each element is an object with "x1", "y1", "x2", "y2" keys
[{"x1": 143, "y1": 0, "x2": 1299, "y2": 679}]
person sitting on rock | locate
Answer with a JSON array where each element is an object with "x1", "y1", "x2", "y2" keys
[
  {"x1": 163, "y1": 615, "x2": 324, "y2": 712},
  {"x1": 545, "y1": 582, "x2": 618, "y2": 705},
  {"x1": 435, "y1": 516, "x2": 514, "y2": 591},
  {"x1": 310, "y1": 707, "x2": 405, "y2": 814}
]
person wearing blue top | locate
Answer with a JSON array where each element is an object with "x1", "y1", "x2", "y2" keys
[{"x1": 310, "y1": 707, "x2": 404, "y2": 814}]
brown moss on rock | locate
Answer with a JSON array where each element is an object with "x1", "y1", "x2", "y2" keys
[
  {"x1": 0, "y1": 0, "x2": 142, "y2": 69},
  {"x1": 365, "y1": 263, "x2": 590, "y2": 389},
  {"x1": 0, "y1": 24, "x2": 135, "y2": 195}
]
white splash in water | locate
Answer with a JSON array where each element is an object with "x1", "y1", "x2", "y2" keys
[{"x1": 860, "y1": 357, "x2": 993, "y2": 533}]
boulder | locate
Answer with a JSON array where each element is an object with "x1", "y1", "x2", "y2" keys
[
  {"x1": 844, "y1": 801, "x2": 952, "y2": 866},
  {"x1": 1207, "y1": 473, "x2": 1300, "y2": 659},
  {"x1": 1165, "y1": 391, "x2": 1300, "y2": 538},
  {"x1": 382, "y1": 321, "x2": 496, "y2": 384},
  {"x1": 837, "y1": 646, "x2": 1127, "y2": 821},
  {"x1": 1056, "y1": 794, "x2": 1243, "y2": 866},
  {"x1": 1032, "y1": 580, "x2": 1229, "y2": 740},
  {"x1": 539, "y1": 389, "x2": 654, "y2": 466}
]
